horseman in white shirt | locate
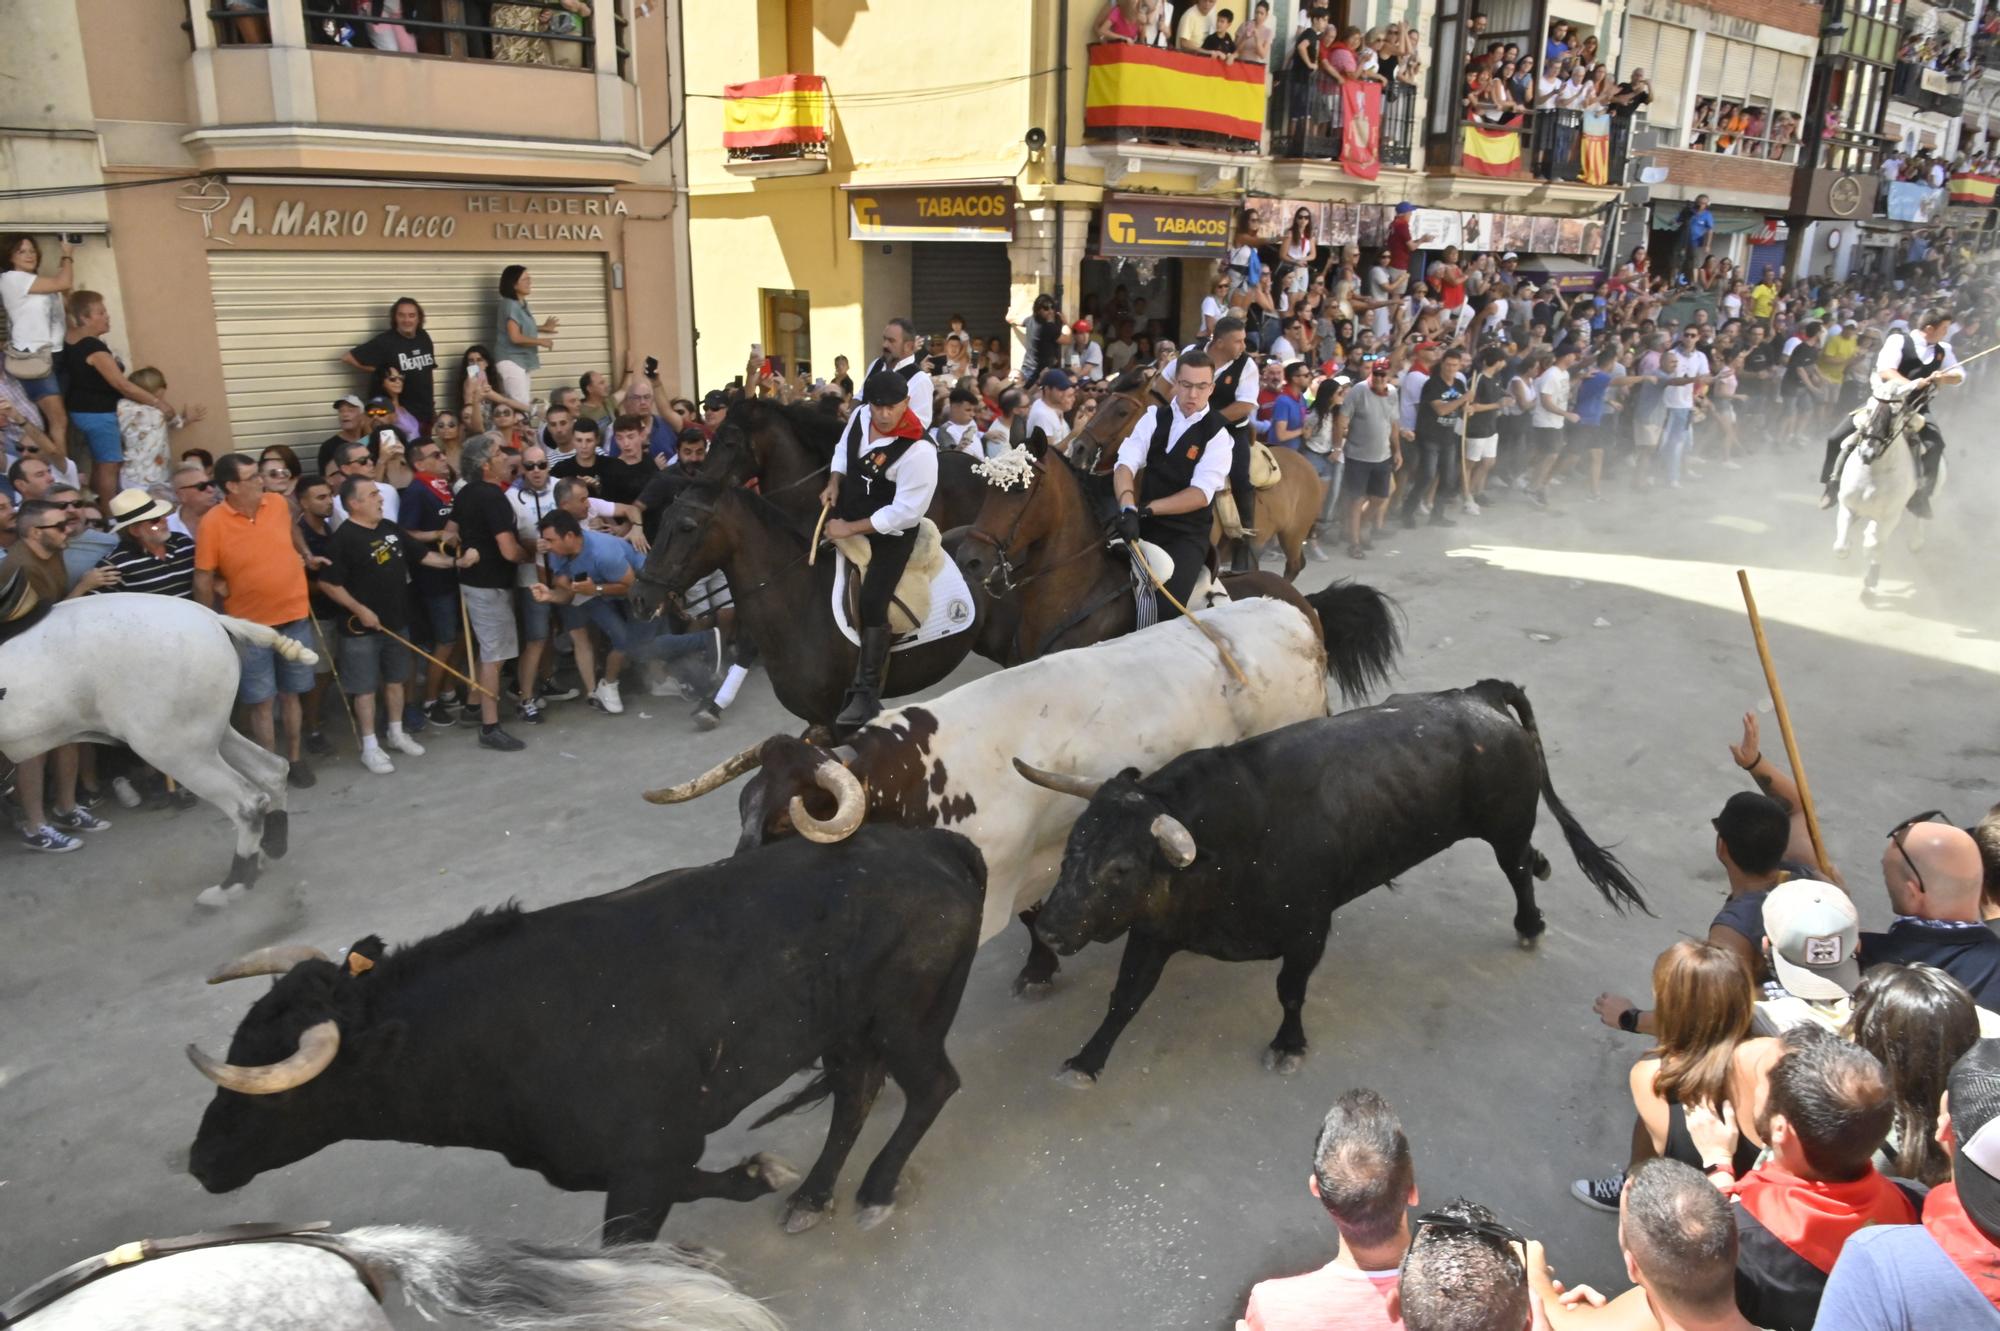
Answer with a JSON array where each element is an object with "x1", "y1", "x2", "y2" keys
[
  {"x1": 1820, "y1": 307, "x2": 1961, "y2": 515},
  {"x1": 865, "y1": 316, "x2": 935, "y2": 430},
  {"x1": 1109, "y1": 352, "x2": 1233, "y2": 621},
  {"x1": 1153, "y1": 316, "x2": 1263, "y2": 570}
]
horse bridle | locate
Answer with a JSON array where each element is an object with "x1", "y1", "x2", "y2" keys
[
  {"x1": 961, "y1": 455, "x2": 1112, "y2": 599},
  {"x1": 632, "y1": 492, "x2": 812, "y2": 611}
]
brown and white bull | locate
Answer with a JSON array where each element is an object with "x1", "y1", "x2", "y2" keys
[{"x1": 645, "y1": 592, "x2": 1397, "y2": 992}]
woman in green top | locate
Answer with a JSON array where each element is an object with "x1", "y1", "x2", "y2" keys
[{"x1": 492, "y1": 264, "x2": 559, "y2": 406}]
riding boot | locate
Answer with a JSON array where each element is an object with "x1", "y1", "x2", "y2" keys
[
  {"x1": 1820, "y1": 425, "x2": 1857, "y2": 509},
  {"x1": 1229, "y1": 484, "x2": 1258, "y2": 573},
  {"x1": 833, "y1": 627, "x2": 893, "y2": 736},
  {"x1": 1907, "y1": 432, "x2": 1944, "y2": 519}
]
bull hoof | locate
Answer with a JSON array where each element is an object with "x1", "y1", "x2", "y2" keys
[
  {"x1": 782, "y1": 1198, "x2": 830, "y2": 1234},
  {"x1": 1530, "y1": 850, "x2": 1552, "y2": 882},
  {"x1": 1011, "y1": 974, "x2": 1055, "y2": 1000},
  {"x1": 1055, "y1": 1065, "x2": 1099, "y2": 1091},
  {"x1": 1263, "y1": 1048, "x2": 1307, "y2": 1076},
  {"x1": 855, "y1": 1202, "x2": 896, "y2": 1231},
  {"x1": 1518, "y1": 931, "x2": 1542, "y2": 950},
  {"x1": 745, "y1": 1152, "x2": 800, "y2": 1190}
]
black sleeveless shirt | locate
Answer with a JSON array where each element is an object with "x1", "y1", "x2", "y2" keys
[
  {"x1": 1138, "y1": 404, "x2": 1230, "y2": 544},
  {"x1": 837, "y1": 413, "x2": 920, "y2": 525}
]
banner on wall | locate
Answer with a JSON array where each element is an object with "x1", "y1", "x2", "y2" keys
[
  {"x1": 1949, "y1": 172, "x2": 1998, "y2": 206},
  {"x1": 1580, "y1": 110, "x2": 1612, "y2": 187},
  {"x1": 1340, "y1": 82, "x2": 1383, "y2": 182},
  {"x1": 1245, "y1": 201, "x2": 1603, "y2": 256},
  {"x1": 1886, "y1": 181, "x2": 1945, "y2": 223}
]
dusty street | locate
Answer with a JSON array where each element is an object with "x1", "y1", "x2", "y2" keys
[{"x1": 4, "y1": 404, "x2": 1997, "y2": 1330}]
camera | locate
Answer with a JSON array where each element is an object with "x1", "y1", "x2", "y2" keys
[{"x1": 644, "y1": 355, "x2": 659, "y2": 379}]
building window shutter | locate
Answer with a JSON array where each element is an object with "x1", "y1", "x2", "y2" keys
[{"x1": 1648, "y1": 23, "x2": 1693, "y2": 133}]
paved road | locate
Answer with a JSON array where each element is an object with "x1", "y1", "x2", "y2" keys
[{"x1": 5, "y1": 405, "x2": 1997, "y2": 1329}]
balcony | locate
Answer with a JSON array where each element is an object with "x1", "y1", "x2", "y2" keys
[
  {"x1": 1082, "y1": 42, "x2": 1267, "y2": 155},
  {"x1": 1439, "y1": 109, "x2": 1629, "y2": 188},
  {"x1": 185, "y1": 1, "x2": 648, "y2": 181},
  {"x1": 1268, "y1": 69, "x2": 1416, "y2": 171},
  {"x1": 722, "y1": 75, "x2": 832, "y2": 178},
  {"x1": 1892, "y1": 60, "x2": 1966, "y2": 115}
]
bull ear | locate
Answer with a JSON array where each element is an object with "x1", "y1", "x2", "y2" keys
[
  {"x1": 1026, "y1": 427, "x2": 1048, "y2": 460},
  {"x1": 1150, "y1": 814, "x2": 1197, "y2": 868}
]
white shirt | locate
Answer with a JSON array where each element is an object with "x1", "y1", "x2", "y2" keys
[
  {"x1": 1399, "y1": 369, "x2": 1429, "y2": 431},
  {"x1": 1876, "y1": 330, "x2": 1961, "y2": 385},
  {"x1": 1722, "y1": 292, "x2": 1743, "y2": 318},
  {"x1": 1536, "y1": 72, "x2": 1561, "y2": 105},
  {"x1": 1663, "y1": 349, "x2": 1709, "y2": 410},
  {"x1": 1161, "y1": 348, "x2": 1262, "y2": 422},
  {"x1": 933, "y1": 418, "x2": 984, "y2": 456},
  {"x1": 1200, "y1": 294, "x2": 1228, "y2": 329},
  {"x1": 1078, "y1": 340, "x2": 1105, "y2": 381},
  {"x1": 1531, "y1": 366, "x2": 1571, "y2": 427},
  {"x1": 330, "y1": 480, "x2": 401, "y2": 529},
  {"x1": 1114, "y1": 400, "x2": 1235, "y2": 501},
  {"x1": 829, "y1": 415, "x2": 938, "y2": 535},
  {"x1": 1105, "y1": 337, "x2": 1138, "y2": 373},
  {"x1": 507, "y1": 481, "x2": 620, "y2": 587},
  {"x1": 1269, "y1": 335, "x2": 1299, "y2": 364},
  {"x1": 0, "y1": 270, "x2": 66, "y2": 354},
  {"x1": 868, "y1": 355, "x2": 935, "y2": 428},
  {"x1": 1026, "y1": 396, "x2": 1072, "y2": 452},
  {"x1": 1366, "y1": 265, "x2": 1402, "y2": 340}
]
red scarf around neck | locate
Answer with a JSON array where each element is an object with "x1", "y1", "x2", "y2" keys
[
  {"x1": 877, "y1": 407, "x2": 925, "y2": 442},
  {"x1": 415, "y1": 472, "x2": 453, "y2": 505},
  {"x1": 1733, "y1": 1161, "x2": 1917, "y2": 1273},
  {"x1": 1924, "y1": 1182, "x2": 2000, "y2": 1311}
]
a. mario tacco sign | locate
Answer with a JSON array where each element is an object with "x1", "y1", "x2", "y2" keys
[
  {"x1": 845, "y1": 184, "x2": 1016, "y2": 242},
  {"x1": 1097, "y1": 194, "x2": 1234, "y2": 259}
]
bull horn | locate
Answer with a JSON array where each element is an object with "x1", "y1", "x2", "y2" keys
[
  {"x1": 185, "y1": 1020, "x2": 341, "y2": 1096},
  {"x1": 789, "y1": 761, "x2": 867, "y2": 844},
  {"x1": 643, "y1": 742, "x2": 765, "y2": 805},
  {"x1": 1151, "y1": 814, "x2": 1198, "y2": 868},
  {"x1": 206, "y1": 945, "x2": 331, "y2": 985},
  {"x1": 1011, "y1": 757, "x2": 1105, "y2": 802}
]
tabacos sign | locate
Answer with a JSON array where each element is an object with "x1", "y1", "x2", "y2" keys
[
  {"x1": 176, "y1": 180, "x2": 627, "y2": 249},
  {"x1": 1098, "y1": 194, "x2": 1233, "y2": 259},
  {"x1": 845, "y1": 184, "x2": 1016, "y2": 242}
]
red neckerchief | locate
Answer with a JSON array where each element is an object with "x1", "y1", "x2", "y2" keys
[
  {"x1": 881, "y1": 408, "x2": 926, "y2": 442},
  {"x1": 414, "y1": 472, "x2": 452, "y2": 505},
  {"x1": 1732, "y1": 1162, "x2": 1917, "y2": 1273},
  {"x1": 1924, "y1": 1182, "x2": 2000, "y2": 1310}
]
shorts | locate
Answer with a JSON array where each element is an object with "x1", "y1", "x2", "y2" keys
[
  {"x1": 460, "y1": 585, "x2": 520, "y2": 662},
  {"x1": 1570, "y1": 421, "x2": 1606, "y2": 451},
  {"x1": 1531, "y1": 425, "x2": 1566, "y2": 456},
  {"x1": 236, "y1": 618, "x2": 318, "y2": 705},
  {"x1": 70, "y1": 411, "x2": 123, "y2": 464},
  {"x1": 1343, "y1": 457, "x2": 1393, "y2": 499},
  {"x1": 558, "y1": 596, "x2": 631, "y2": 651},
  {"x1": 1464, "y1": 431, "x2": 1498, "y2": 463},
  {"x1": 493, "y1": 359, "x2": 533, "y2": 405},
  {"x1": 1633, "y1": 416, "x2": 1663, "y2": 450},
  {"x1": 310, "y1": 617, "x2": 334, "y2": 676},
  {"x1": 518, "y1": 584, "x2": 554, "y2": 640},
  {"x1": 13, "y1": 370, "x2": 60, "y2": 401},
  {"x1": 336, "y1": 631, "x2": 413, "y2": 695},
  {"x1": 414, "y1": 592, "x2": 460, "y2": 649}
]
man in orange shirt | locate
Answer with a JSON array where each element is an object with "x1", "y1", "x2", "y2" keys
[{"x1": 193, "y1": 453, "x2": 318, "y2": 787}]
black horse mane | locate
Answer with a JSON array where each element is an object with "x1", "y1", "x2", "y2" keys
[
  {"x1": 734, "y1": 397, "x2": 847, "y2": 462},
  {"x1": 674, "y1": 476, "x2": 808, "y2": 547},
  {"x1": 1104, "y1": 364, "x2": 1154, "y2": 396}
]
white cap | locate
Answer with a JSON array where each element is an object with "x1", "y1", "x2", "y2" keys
[{"x1": 1762, "y1": 880, "x2": 1862, "y2": 1002}]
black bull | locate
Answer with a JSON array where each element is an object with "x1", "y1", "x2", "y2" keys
[
  {"x1": 1021, "y1": 680, "x2": 1647, "y2": 1083},
  {"x1": 187, "y1": 826, "x2": 985, "y2": 1244}
]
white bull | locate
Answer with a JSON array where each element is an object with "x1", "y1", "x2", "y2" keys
[
  {"x1": 0, "y1": 594, "x2": 312, "y2": 904},
  {"x1": 646, "y1": 596, "x2": 1335, "y2": 991}
]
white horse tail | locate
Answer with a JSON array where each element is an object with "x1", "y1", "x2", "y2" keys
[
  {"x1": 336, "y1": 1226, "x2": 784, "y2": 1331},
  {"x1": 217, "y1": 613, "x2": 319, "y2": 666}
]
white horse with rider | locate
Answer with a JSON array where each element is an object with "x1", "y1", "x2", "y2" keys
[{"x1": 1832, "y1": 314, "x2": 1961, "y2": 591}]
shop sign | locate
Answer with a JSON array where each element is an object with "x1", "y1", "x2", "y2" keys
[
  {"x1": 1098, "y1": 195, "x2": 1234, "y2": 259},
  {"x1": 844, "y1": 184, "x2": 1016, "y2": 242},
  {"x1": 176, "y1": 179, "x2": 627, "y2": 250}
]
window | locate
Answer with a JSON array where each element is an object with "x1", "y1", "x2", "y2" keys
[
  {"x1": 1688, "y1": 38, "x2": 1809, "y2": 161},
  {"x1": 1619, "y1": 18, "x2": 1693, "y2": 132}
]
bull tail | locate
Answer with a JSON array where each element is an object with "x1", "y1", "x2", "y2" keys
[
  {"x1": 1483, "y1": 679, "x2": 1650, "y2": 916},
  {"x1": 748, "y1": 1069, "x2": 835, "y2": 1130},
  {"x1": 217, "y1": 613, "x2": 319, "y2": 666},
  {"x1": 1304, "y1": 581, "x2": 1402, "y2": 703},
  {"x1": 336, "y1": 1225, "x2": 783, "y2": 1330}
]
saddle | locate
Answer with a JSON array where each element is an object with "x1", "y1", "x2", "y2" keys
[
  {"x1": 834, "y1": 517, "x2": 945, "y2": 635},
  {"x1": 0, "y1": 569, "x2": 52, "y2": 649}
]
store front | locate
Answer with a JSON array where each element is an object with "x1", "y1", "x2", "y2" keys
[
  {"x1": 1086, "y1": 193, "x2": 1237, "y2": 348},
  {"x1": 102, "y1": 177, "x2": 671, "y2": 457},
  {"x1": 845, "y1": 182, "x2": 1018, "y2": 349}
]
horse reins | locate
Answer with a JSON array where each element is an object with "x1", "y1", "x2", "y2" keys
[{"x1": 961, "y1": 456, "x2": 1117, "y2": 598}]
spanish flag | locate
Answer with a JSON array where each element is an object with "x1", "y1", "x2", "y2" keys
[
  {"x1": 1949, "y1": 173, "x2": 1998, "y2": 206},
  {"x1": 1460, "y1": 124, "x2": 1524, "y2": 177},
  {"x1": 1085, "y1": 43, "x2": 1266, "y2": 143},
  {"x1": 723, "y1": 74, "x2": 830, "y2": 150}
]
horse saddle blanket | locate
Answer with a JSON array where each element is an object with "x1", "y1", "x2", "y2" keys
[
  {"x1": 1248, "y1": 440, "x2": 1283, "y2": 489},
  {"x1": 1131, "y1": 540, "x2": 1226, "y2": 623},
  {"x1": 831, "y1": 519, "x2": 977, "y2": 652}
]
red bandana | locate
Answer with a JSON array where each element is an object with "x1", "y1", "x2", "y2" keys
[
  {"x1": 882, "y1": 408, "x2": 926, "y2": 442},
  {"x1": 415, "y1": 473, "x2": 453, "y2": 505},
  {"x1": 1733, "y1": 1162, "x2": 1918, "y2": 1274},
  {"x1": 1924, "y1": 1183, "x2": 2000, "y2": 1311}
]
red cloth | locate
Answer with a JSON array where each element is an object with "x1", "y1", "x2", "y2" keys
[
  {"x1": 414, "y1": 473, "x2": 453, "y2": 506},
  {"x1": 1924, "y1": 1182, "x2": 2000, "y2": 1311},
  {"x1": 1387, "y1": 215, "x2": 1411, "y2": 270},
  {"x1": 884, "y1": 408, "x2": 926, "y2": 441},
  {"x1": 1732, "y1": 1163, "x2": 1918, "y2": 1274}
]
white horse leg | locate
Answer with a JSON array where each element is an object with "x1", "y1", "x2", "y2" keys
[
  {"x1": 219, "y1": 727, "x2": 291, "y2": 859},
  {"x1": 1908, "y1": 514, "x2": 1927, "y2": 553},
  {"x1": 1832, "y1": 501, "x2": 1855, "y2": 557},
  {"x1": 126, "y1": 736, "x2": 271, "y2": 899}
]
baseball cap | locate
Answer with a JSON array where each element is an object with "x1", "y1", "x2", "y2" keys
[
  {"x1": 701, "y1": 390, "x2": 728, "y2": 412},
  {"x1": 1502, "y1": 251, "x2": 1520, "y2": 261},
  {"x1": 364, "y1": 396, "x2": 393, "y2": 415},
  {"x1": 332, "y1": 394, "x2": 364, "y2": 411},
  {"x1": 861, "y1": 369, "x2": 911, "y2": 407},
  {"x1": 1713, "y1": 792, "x2": 1791, "y2": 875},
  {"x1": 1073, "y1": 318, "x2": 1093, "y2": 334},
  {"x1": 1761, "y1": 880, "x2": 1861, "y2": 1002},
  {"x1": 1951, "y1": 1040, "x2": 2000, "y2": 1242},
  {"x1": 1039, "y1": 369, "x2": 1074, "y2": 390},
  {"x1": 1395, "y1": 202, "x2": 1416, "y2": 214}
]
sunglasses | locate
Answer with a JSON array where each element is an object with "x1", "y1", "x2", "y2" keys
[
  {"x1": 262, "y1": 467, "x2": 293, "y2": 478},
  {"x1": 178, "y1": 480, "x2": 215, "y2": 492},
  {"x1": 522, "y1": 461, "x2": 551, "y2": 471},
  {"x1": 50, "y1": 500, "x2": 80, "y2": 510},
  {"x1": 1888, "y1": 810, "x2": 1950, "y2": 897},
  {"x1": 31, "y1": 522, "x2": 67, "y2": 534}
]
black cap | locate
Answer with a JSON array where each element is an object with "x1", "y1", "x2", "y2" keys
[
  {"x1": 861, "y1": 369, "x2": 910, "y2": 408},
  {"x1": 365, "y1": 395, "x2": 393, "y2": 413},
  {"x1": 1712, "y1": 792, "x2": 1791, "y2": 876},
  {"x1": 701, "y1": 390, "x2": 727, "y2": 411},
  {"x1": 1951, "y1": 1039, "x2": 2000, "y2": 1243}
]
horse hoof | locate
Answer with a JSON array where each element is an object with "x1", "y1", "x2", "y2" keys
[
  {"x1": 1518, "y1": 932, "x2": 1542, "y2": 951},
  {"x1": 782, "y1": 1200, "x2": 829, "y2": 1234},
  {"x1": 1011, "y1": 975, "x2": 1055, "y2": 1000},
  {"x1": 194, "y1": 884, "x2": 248, "y2": 910},
  {"x1": 855, "y1": 1203, "x2": 896, "y2": 1231},
  {"x1": 1055, "y1": 1065, "x2": 1099, "y2": 1090},
  {"x1": 1530, "y1": 850, "x2": 1552, "y2": 882},
  {"x1": 1833, "y1": 546, "x2": 1849, "y2": 561},
  {"x1": 1263, "y1": 1048, "x2": 1306, "y2": 1076},
  {"x1": 746, "y1": 1153, "x2": 800, "y2": 1190}
]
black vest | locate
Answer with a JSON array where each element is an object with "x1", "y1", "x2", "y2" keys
[
  {"x1": 1212, "y1": 351, "x2": 1254, "y2": 443},
  {"x1": 837, "y1": 413, "x2": 920, "y2": 524},
  {"x1": 870, "y1": 356, "x2": 922, "y2": 383},
  {"x1": 1895, "y1": 332, "x2": 1937, "y2": 381},
  {"x1": 1139, "y1": 404, "x2": 1230, "y2": 545}
]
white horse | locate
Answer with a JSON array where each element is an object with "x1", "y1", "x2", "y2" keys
[
  {"x1": 0, "y1": 592, "x2": 312, "y2": 903},
  {"x1": 12, "y1": 1224, "x2": 782, "y2": 1331},
  {"x1": 1832, "y1": 385, "x2": 1938, "y2": 592}
]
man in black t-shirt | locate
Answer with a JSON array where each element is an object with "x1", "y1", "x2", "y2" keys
[
  {"x1": 1403, "y1": 346, "x2": 1467, "y2": 528},
  {"x1": 1462, "y1": 346, "x2": 1507, "y2": 508},
  {"x1": 597, "y1": 413, "x2": 659, "y2": 505},
  {"x1": 451, "y1": 434, "x2": 532, "y2": 751},
  {"x1": 399, "y1": 437, "x2": 462, "y2": 727},
  {"x1": 1780, "y1": 322, "x2": 1828, "y2": 446},
  {"x1": 343, "y1": 297, "x2": 438, "y2": 429}
]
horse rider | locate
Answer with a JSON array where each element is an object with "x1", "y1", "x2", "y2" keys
[
  {"x1": 1820, "y1": 307, "x2": 1960, "y2": 517},
  {"x1": 1153, "y1": 316, "x2": 1261, "y2": 571},
  {"x1": 866, "y1": 317, "x2": 936, "y2": 430},
  {"x1": 1108, "y1": 351, "x2": 1230, "y2": 622},
  {"x1": 818, "y1": 369, "x2": 938, "y2": 733}
]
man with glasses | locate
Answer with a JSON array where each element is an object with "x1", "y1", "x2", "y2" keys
[
  {"x1": 330, "y1": 440, "x2": 402, "y2": 528},
  {"x1": 1865, "y1": 814, "x2": 2000, "y2": 1005},
  {"x1": 400, "y1": 437, "x2": 461, "y2": 729},
  {"x1": 316, "y1": 394, "x2": 371, "y2": 478},
  {"x1": 1, "y1": 499, "x2": 111, "y2": 852},
  {"x1": 167, "y1": 459, "x2": 215, "y2": 539},
  {"x1": 1109, "y1": 351, "x2": 1229, "y2": 621},
  {"x1": 95, "y1": 488, "x2": 195, "y2": 598},
  {"x1": 45, "y1": 482, "x2": 116, "y2": 587}
]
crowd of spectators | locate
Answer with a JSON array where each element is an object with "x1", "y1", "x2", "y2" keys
[{"x1": 220, "y1": 0, "x2": 601, "y2": 69}]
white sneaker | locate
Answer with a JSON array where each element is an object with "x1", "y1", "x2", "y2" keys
[
  {"x1": 386, "y1": 730, "x2": 425, "y2": 757},
  {"x1": 1461, "y1": 499, "x2": 1482, "y2": 516},
  {"x1": 592, "y1": 678, "x2": 625, "y2": 714},
  {"x1": 111, "y1": 776, "x2": 143, "y2": 809},
  {"x1": 360, "y1": 746, "x2": 395, "y2": 775}
]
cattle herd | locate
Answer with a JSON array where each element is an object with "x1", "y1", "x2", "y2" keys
[{"x1": 157, "y1": 589, "x2": 1648, "y2": 1323}]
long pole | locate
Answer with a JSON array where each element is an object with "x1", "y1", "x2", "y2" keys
[
  {"x1": 1128, "y1": 544, "x2": 1250, "y2": 688},
  {"x1": 1736, "y1": 569, "x2": 1834, "y2": 880},
  {"x1": 347, "y1": 618, "x2": 493, "y2": 698}
]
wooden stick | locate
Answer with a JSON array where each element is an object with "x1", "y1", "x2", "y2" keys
[
  {"x1": 1736, "y1": 569, "x2": 1835, "y2": 880},
  {"x1": 347, "y1": 618, "x2": 494, "y2": 698},
  {"x1": 807, "y1": 499, "x2": 831, "y2": 566},
  {"x1": 305, "y1": 613, "x2": 364, "y2": 749},
  {"x1": 1129, "y1": 544, "x2": 1250, "y2": 688}
]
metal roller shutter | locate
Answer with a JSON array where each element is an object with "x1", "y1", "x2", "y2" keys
[
  {"x1": 207, "y1": 251, "x2": 611, "y2": 458},
  {"x1": 909, "y1": 242, "x2": 1013, "y2": 347},
  {"x1": 1648, "y1": 23, "x2": 1693, "y2": 138},
  {"x1": 1747, "y1": 239, "x2": 1787, "y2": 284}
]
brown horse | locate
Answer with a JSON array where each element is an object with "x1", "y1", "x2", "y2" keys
[{"x1": 954, "y1": 432, "x2": 1399, "y2": 700}]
